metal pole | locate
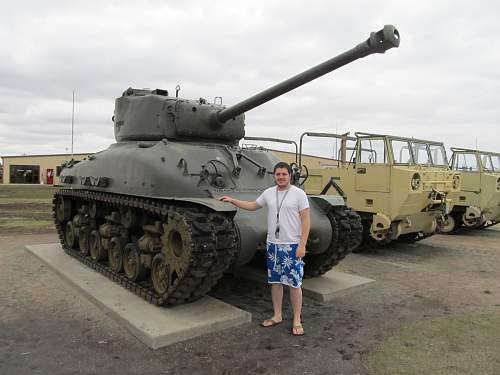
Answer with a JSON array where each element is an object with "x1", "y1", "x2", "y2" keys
[
  {"x1": 71, "y1": 90, "x2": 75, "y2": 160},
  {"x1": 243, "y1": 136, "x2": 298, "y2": 164}
]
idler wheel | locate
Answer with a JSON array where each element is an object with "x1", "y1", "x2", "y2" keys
[
  {"x1": 90, "y1": 230, "x2": 107, "y2": 261},
  {"x1": 108, "y1": 237, "x2": 125, "y2": 273},
  {"x1": 161, "y1": 212, "x2": 194, "y2": 287},
  {"x1": 79, "y1": 226, "x2": 91, "y2": 256},
  {"x1": 65, "y1": 221, "x2": 76, "y2": 249},
  {"x1": 57, "y1": 196, "x2": 72, "y2": 222},
  {"x1": 151, "y1": 253, "x2": 170, "y2": 295},
  {"x1": 123, "y1": 243, "x2": 146, "y2": 281}
]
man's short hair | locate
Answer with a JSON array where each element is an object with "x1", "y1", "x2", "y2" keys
[{"x1": 273, "y1": 162, "x2": 291, "y2": 175}]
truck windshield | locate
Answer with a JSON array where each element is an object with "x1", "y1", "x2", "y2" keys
[
  {"x1": 453, "y1": 153, "x2": 479, "y2": 172},
  {"x1": 492, "y1": 155, "x2": 500, "y2": 172},
  {"x1": 411, "y1": 142, "x2": 431, "y2": 165},
  {"x1": 391, "y1": 139, "x2": 412, "y2": 164},
  {"x1": 481, "y1": 153, "x2": 495, "y2": 172},
  {"x1": 358, "y1": 138, "x2": 387, "y2": 164},
  {"x1": 428, "y1": 144, "x2": 448, "y2": 166}
]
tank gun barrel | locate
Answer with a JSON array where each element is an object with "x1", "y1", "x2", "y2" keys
[{"x1": 215, "y1": 25, "x2": 400, "y2": 125}]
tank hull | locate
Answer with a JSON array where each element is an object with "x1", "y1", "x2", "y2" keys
[{"x1": 55, "y1": 141, "x2": 361, "y2": 305}]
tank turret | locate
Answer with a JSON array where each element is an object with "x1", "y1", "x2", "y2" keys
[{"x1": 114, "y1": 25, "x2": 399, "y2": 144}]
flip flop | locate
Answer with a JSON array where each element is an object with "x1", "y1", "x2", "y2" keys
[
  {"x1": 292, "y1": 324, "x2": 305, "y2": 336},
  {"x1": 261, "y1": 318, "x2": 282, "y2": 328}
]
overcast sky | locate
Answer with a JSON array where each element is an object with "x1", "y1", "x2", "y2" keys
[{"x1": 1, "y1": 0, "x2": 498, "y2": 160}]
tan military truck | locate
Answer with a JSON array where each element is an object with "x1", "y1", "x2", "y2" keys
[
  {"x1": 441, "y1": 148, "x2": 500, "y2": 232},
  {"x1": 300, "y1": 132, "x2": 461, "y2": 245}
]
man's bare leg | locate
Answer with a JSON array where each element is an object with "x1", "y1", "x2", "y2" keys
[
  {"x1": 262, "y1": 284, "x2": 283, "y2": 326},
  {"x1": 290, "y1": 286, "x2": 304, "y2": 335}
]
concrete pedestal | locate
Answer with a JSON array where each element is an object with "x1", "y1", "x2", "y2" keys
[
  {"x1": 25, "y1": 243, "x2": 251, "y2": 349},
  {"x1": 233, "y1": 266, "x2": 375, "y2": 302}
]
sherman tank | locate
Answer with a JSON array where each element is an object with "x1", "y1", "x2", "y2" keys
[{"x1": 53, "y1": 25, "x2": 400, "y2": 305}]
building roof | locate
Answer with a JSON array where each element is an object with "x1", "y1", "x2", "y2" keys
[{"x1": 1, "y1": 152, "x2": 93, "y2": 159}]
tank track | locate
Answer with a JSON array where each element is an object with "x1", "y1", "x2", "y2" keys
[
  {"x1": 480, "y1": 220, "x2": 498, "y2": 229},
  {"x1": 52, "y1": 189, "x2": 237, "y2": 306},
  {"x1": 304, "y1": 207, "x2": 362, "y2": 278},
  {"x1": 396, "y1": 231, "x2": 434, "y2": 243}
]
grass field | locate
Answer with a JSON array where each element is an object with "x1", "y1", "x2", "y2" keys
[
  {"x1": 0, "y1": 184, "x2": 55, "y2": 200},
  {"x1": 0, "y1": 184, "x2": 55, "y2": 233},
  {"x1": 366, "y1": 313, "x2": 500, "y2": 374}
]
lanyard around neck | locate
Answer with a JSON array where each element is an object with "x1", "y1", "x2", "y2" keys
[{"x1": 275, "y1": 186, "x2": 291, "y2": 222}]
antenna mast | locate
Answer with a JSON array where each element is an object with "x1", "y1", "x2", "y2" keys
[{"x1": 71, "y1": 90, "x2": 75, "y2": 160}]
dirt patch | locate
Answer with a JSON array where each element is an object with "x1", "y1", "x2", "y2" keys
[{"x1": 0, "y1": 227, "x2": 499, "y2": 374}]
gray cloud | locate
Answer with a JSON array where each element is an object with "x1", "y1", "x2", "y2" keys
[{"x1": 1, "y1": 0, "x2": 499, "y2": 159}]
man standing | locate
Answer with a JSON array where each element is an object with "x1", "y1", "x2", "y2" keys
[{"x1": 219, "y1": 162, "x2": 310, "y2": 336}]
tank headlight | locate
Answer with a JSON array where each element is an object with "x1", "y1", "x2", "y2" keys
[
  {"x1": 452, "y1": 175, "x2": 461, "y2": 190},
  {"x1": 411, "y1": 173, "x2": 421, "y2": 190}
]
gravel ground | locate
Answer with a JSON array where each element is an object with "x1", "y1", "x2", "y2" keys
[{"x1": 0, "y1": 227, "x2": 499, "y2": 375}]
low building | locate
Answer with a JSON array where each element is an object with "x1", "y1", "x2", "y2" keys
[
  {"x1": 1, "y1": 153, "x2": 93, "y2": 185},
  {"x1": 1, "y1": 150, "x2": 337, "y2": 185}
]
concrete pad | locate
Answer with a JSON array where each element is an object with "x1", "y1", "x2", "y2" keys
[
  {"x1": 232, "y1": 266, "x2": 375, "y2": 303},
  {"x1": 25, "y1": 243, "x2": 251, "y2": 349}
]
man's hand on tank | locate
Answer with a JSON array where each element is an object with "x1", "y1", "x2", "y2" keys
[
  {"x1": 219, "y1": 196, "x2": 234, "y2": 204},
  {"x1": 296, "y1": 245, "x2": 306, "y2": 258}
]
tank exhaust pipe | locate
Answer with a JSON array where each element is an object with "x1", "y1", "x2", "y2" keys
[{"x1": 213, "y1": 25, "x2": 400, "y2": 125}]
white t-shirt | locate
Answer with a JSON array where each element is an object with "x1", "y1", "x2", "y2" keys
[{"x1": 256, "y1": 185, "x2": 310, "y2": 244}]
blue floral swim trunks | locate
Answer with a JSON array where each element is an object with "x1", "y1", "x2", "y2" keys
[{"x1": 266, "y1": 242, "x2": 305, "y2": 288}]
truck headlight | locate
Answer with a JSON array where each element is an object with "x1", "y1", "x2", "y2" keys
[
  {"x1": 411, "y1": 173, "x2": 421, "y2": 190},
  {"x1": 452, "y1": 175, "x2": 460, "y2": 190}
]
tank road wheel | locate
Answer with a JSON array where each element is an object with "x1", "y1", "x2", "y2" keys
[
  {"x1": 440, "y1": 215, "x2": 457, "y2": 234},
  {"x1": 79, "y1": 226, "x2": 91, "y2": 256},
  {"x1": 90, "y1": 230, "x2": 107, "y2": 261},
  {"x1": 151, "y1": 253, "x2": 170, "y2": 295},
  {"x1": 161, "y1": 212, "x2": 194, "y2": 287},
  {"x1": 65, "y1": 221, "x2": 76, "y2": 249},
  {"x1": 123, "y1": 243, "x2": 147, "y2": 281},
  {"x1": 56, "y1": 196, "x2": 72, "y2": 222},
  {"x1": 108, "y1": 237, "x2": 125, "y2": 273}
]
